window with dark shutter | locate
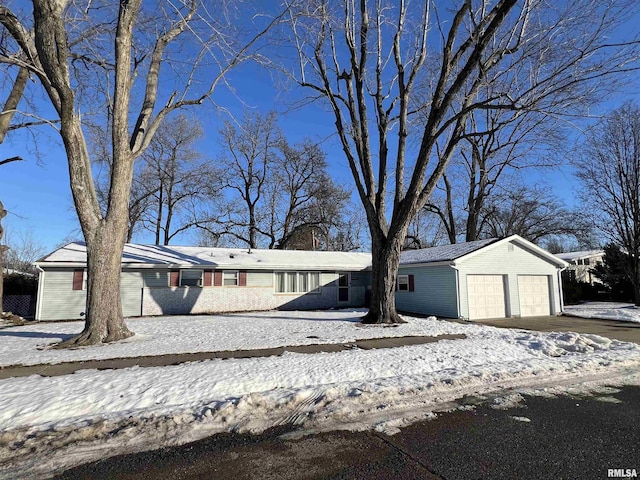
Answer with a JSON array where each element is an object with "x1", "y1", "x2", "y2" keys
[
  {"x1": 169, "y1": 270, "x2": 179, "y2": 287},
  {"x1": 409, "y1": 275, "x2": 415, "y2": 292}
]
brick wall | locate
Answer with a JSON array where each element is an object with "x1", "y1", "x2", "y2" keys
[{"x1": 141, "y1": 285, "x2": 366, "y2": 316}]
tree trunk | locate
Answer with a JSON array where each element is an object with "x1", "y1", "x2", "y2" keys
[
  {"x1": 0, "y1": 201, "x2": 6, "y2": 313},
  {"x1": 57, "y1": 227, "x2": 133, "y2": 346},
  {"x1": 361, "y1": 231, "x2": 406, "y2": 324}
]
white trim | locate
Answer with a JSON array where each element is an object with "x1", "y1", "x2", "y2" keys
[
  {"x1": 455, "y1": 235, "x2": 568, "y2": 268},
  {"x1": 273, "y1": 271, "x2": 322, "y2": 294},
  {"x1": 179, "y1": 269, "x2": 203, "y2": 287},
  {"x1": 337, "y1": 272, "x2": 350, "y2": 304},
  {"x1": 223, "y1": 270, "x2": 239, "y2": 287},
  {"x1": 35, "y1": 262, "x2": 371, "y2": 272},
  {"x1": 35, "y1": 266, "x2": 45, "y2": 321},
  {"x1": 398, "y1": 260, "x2": 455, "y2": 268},
  {"x1": 397, "y1": 274, "x2": 409, "y2": 291}
]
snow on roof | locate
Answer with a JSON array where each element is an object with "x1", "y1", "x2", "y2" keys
[
  {"x1": 37, "y1": 242, "x2": 372, "y2": 271},
  {"x1": 400, "y1": 238, "x2": 498, "y2": 265},
  {"x1": 556, "y1": 250, "x2": 604, "y2": 262}
]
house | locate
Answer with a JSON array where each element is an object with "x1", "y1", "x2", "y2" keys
[
  {"x1": 34, "y1": 242, "x2": 372, "y2": 321},
  {"x1": 395, "y1": 236, "x2": 568, "y2": 320},
  {"x1": 555, "y1": 250, "x2": 604, "y2": 285},
  {"x1": 34, "y1": 235, "x2": 566, "y2": 322}
]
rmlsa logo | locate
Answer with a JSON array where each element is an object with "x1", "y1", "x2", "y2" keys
[{"x1": 608, "y1": 469, "x2": 638, "y2": 478}]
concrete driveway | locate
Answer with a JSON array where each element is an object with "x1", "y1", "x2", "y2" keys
[{"x1": 475, "y1": 315, "x2": 640, "y2": 344}]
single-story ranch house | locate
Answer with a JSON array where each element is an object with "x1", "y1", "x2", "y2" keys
[{"x1": 34, "y1": 235, "x2": 567, "y2": 322}]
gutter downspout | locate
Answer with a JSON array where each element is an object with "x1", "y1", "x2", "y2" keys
[
  {"x1": 35, "y1": 264, "x2": 45, "y2": 322},
  {"x1": 451, "y1": 262, "x2": 462, "y2": 320},
  {"x1": 557, "y1": 266, "x2": 566, "y2": 315}
]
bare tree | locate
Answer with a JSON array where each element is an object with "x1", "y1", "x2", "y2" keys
[
  {"x1": 2, "y1": 227, "x2": 47, "y2": 274},
  {"x1": 210, "y1": 113, "x2": 352, "y2": 249},
  {"x1": 0, "y1": 1, "x2": 285, "y2": 345},
  {"x1": 284, "y1": 0, "x2": 640, "y2": 323},
  {"x1": 217, "y1": 111, "x2": 281, "y2": 248},
  {"x1": 0, "y1": 201, "x2": 7, "y2": 311},
  {"x1": 575, "y1": 103, "x2": 640, "y2": 305},
  {"x1": 137, "y1": 115, "x2": 213, "y2": 245},
  {"x1": 481, "y1": 185, "x2": 591, "y2": 244},
  {"x1": 267, "y1": 140, "x2": 351, "y2": 249},
  {"x1": 425, "y1": 105, "x2": 561, "y2": 243}
]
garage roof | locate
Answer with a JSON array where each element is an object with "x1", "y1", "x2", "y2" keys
[
  {"x1": 400, "y1": 238, "x2": 498, "y2": 265},
  {"x1": 400, "y1": 235, "x2": 567, "y2": 268}
]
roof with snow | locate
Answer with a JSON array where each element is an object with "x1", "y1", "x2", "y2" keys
[
  {"x1": 400, "y1": 238, "x2": 498, "y2": 265},
  {"x1": 36, "y1": 242, "x2": 372, "y2": 271},
  {"x1": 556, "y1": 250, "x2": 604, "y2": 262}
]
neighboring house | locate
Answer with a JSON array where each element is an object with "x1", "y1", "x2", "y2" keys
[
  {"x1": 396, "y1": 236, "x2": 568, "y2": 320},
  {"x1": 555, "y1": 250, "x2": 604, "y2": 285},
  {"x1": 34, "y1": 243, "x2": 372, "y2": 321}
]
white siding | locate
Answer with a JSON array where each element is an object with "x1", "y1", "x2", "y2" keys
[
  {"x1": 37, "y1": 269, "x2": 87, "y2": 321},
  {"x1": 457, "y1": 241, "x2": 561, "y2": 319},
  {"x1": 395, "y1": 266, "x2": 458, "y2": 318},
  {"x1": 37, "y1": 269, "x2": 144, "y2": 320},
  {"x1": 120, "y1": 271, "x2": 143, "y2": 317},
  {"x1": 248, "y1": 271, "x2": 272, "y2": 287}
]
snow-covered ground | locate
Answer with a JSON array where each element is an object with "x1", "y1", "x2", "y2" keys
[
  {"x1": 1, "y1": 309, "x2": 474, "y2": 367},
  {"x1": 564, "y1": 302, "x2": 640, "y2": 323},
  {"x1": 1, "y1": 310, "x2": 640, "y2": 479}
]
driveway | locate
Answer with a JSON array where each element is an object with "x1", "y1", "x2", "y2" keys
[{"x1": 475, "y1": 315, "x2": 640, "y2": 344}]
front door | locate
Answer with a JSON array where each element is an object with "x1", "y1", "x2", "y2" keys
[{"x1": 337, "y1": 273, "x2": 350, "y2": 305}]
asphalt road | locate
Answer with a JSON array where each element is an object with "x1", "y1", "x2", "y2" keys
[{"x1": 56, "y1": 385, "x2": 640, "y2": 480}]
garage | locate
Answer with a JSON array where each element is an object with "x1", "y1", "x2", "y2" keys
[
  {"x1": 518, "y1": 275, "x2": 551, "y2": 317},
  {"x1": 467, "y1": 275, "x2": 507, "y2": 320},
  {"x1": 396, "y1": 235, "x2": 568, "y2": 320}
]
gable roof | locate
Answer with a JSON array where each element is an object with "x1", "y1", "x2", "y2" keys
[
  {"x1": 400, "y1": 238, "x2": 498, "y2": 265},
  {"x1": 36, "y1": 242, "x2": 372, "y2": 271},
  {"x1": 400, "y1": 235, "x2": 567, "y2": 268},
  {"x1": 555, "y1": 250, "x2": 603, "y2": 262}
]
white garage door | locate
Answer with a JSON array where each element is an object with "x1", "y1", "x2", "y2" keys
[
  {"x1": 518, "y1": 275, "x2": 550, "y2": 317},
  {"x1": 467, "y1": 275, "x2": 506, "y2": 320}
]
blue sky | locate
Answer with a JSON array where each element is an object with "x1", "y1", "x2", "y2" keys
[{"x1": 1, "y1": 3, "x2": 640, "y2": 253}]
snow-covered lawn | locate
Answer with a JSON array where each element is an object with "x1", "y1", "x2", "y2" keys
[
  {"x1": 1, "y1": 309, "x2": 475, "y2": 367},
  {"x1": 1, "y1": 310, "x2": 640, "y2": 479},
  {"x1": 564, "y1": 302, "x2": 640, "y2": 323}
]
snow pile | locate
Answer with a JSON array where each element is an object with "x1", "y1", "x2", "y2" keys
[
  {"x1": 1, "y1": 312, "x2": 640, "y2": 478},
  {"x1": 564, "y1": 302, "x2": 640, "y2": 323},
  {"x1": 517, "y1": 332, "x2": 614, "y2": 357}
]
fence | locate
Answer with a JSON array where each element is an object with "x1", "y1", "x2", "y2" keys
[{"x1": 2, "y1": 295, "x2": 36, "y2": 319}]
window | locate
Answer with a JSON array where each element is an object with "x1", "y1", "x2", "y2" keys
[
  {"x1": 275, "y1": 272, "x2": 321, "y2": 293},
  {"x1": 180, "y1": 269, "x2": 203, "y2": 287},
  {"x1": 223, "y1": 271, "x2": 239, "y2": 286},
  {"x1": 398, "y1": 275, "x2": 409, "y2": 291}
]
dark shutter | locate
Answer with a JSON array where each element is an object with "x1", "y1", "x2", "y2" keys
[
  {"x1": 239, "y1": 270, "x2": 247, "y2": 286},
  {"x1": 409, "y1": 275, "x2": 415, "y2": 292},
  {"x1": 203, "y1": 270, "x2": 213, "y2": 287},
  {"x1": 72, "y1": 269, "x2": 84, "y2": 290},
  {"x1": 214, "y1": 271, "x2": 222, "y2": 286},
  {"x1": 169, "y1": 270, "x2": 179, "y2": 287}
]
